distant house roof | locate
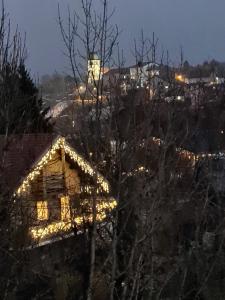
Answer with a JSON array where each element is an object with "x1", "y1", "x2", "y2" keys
[
  {"x1": 129, "y1": 62, "x2": 159, "y2": 69},
  {"x1": 103, "y1": 62, "x2": 160, "y2": 77},
  {"x1": 104, "y1": 67, "x2": 130, "y2": 76}
]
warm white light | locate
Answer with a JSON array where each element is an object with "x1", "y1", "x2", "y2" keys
[
  {"x1": 61, "y1": 196, "x2": 71, "y2": 221},
  {"x1": 16, "y1": 137, "x2": 110, "y2": 195},
  {"x1": 37, "y1": 201, "x2": 48, "y2": 221},
  {"x1": 30, "y1": 198, "x2": 117, "y2": 240}
]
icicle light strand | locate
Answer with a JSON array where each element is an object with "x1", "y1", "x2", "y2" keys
[{"x1": 16, "y1": 137, "x2": 110, "y2": 195}]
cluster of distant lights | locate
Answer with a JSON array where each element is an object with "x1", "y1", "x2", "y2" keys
[
  {"x1": 30, "y1": 198, "x2": 117, "y2": 240},
  {"x1": 125, "y1": 137, "x2": 225, "y2": 178},
  {"x1": 151, "y1": 137, "x2": 225, "y2": 161},
  {"x1": 175, "y1": 73, "x2": 224, "y2": 86},
  {"x1": 16, "y1": 136, "x2": 109, "y2": 196}
]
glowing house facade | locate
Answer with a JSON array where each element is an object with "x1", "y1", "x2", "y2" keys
[{"x1": 1, "y1": 134, "x2": 116, "y2": 246}]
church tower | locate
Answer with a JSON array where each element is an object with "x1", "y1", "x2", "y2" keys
[{"x1": 88, "y1": 53, "x2": 101, "y2": 84}]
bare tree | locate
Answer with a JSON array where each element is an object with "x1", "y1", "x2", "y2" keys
[{"x1": 48, "y1": 1, "x2": 225, "y2": 299}]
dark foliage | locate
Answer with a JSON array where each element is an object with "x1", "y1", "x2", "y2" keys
[{"x1": 0, "y1": 63, "x2": 51, "y2": 134}]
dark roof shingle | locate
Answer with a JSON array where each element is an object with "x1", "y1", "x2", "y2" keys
[{"x1": 0, "y1": 134, "x2": 58, "y2": 194}]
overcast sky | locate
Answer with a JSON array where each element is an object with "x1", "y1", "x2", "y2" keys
[{"x1": 6, "y1": 0, "x2": 225, "y2": 76}]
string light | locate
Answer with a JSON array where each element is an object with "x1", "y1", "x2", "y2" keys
[
  {"x1": 16, "y1": 136, "x2": 110, "y2": 195},
  {"x1": 13, "y1": 136, "x2": 116, "y2": 242},
  {"x1": 30, "y1": 198, "x2": 117, "y2": 240},
  {"x1": 19, "y1": 133, "x2": 225, "y2": 243},
  {"x1": 17, "y1": 137, "x2": 64, "y2": 195},
  {"x1": 64, "y1": 143, "x2": 109, "y2": 193},
  {"x1": 151, "y1": 137, "x2": 225, "y2": 162},
  {"x1": 16, "y1": 135, "x2": 223, "y2": 197}
]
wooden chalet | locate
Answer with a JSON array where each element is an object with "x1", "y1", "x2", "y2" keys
[{"x1": 0, "y1": 134, "x2": 116, "y2": 246}]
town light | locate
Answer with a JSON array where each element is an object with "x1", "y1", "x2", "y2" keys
[
  {"x1": 175, "y1": 74, "x2": 185, "y2": 82},
  {"x1": 79, "y1": 85, "x2": 84, "y2": 92}
]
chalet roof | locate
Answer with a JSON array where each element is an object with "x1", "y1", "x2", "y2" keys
[
  {"x1": 0, "y1": 134, "x2": 58, "y2": 194},
  {"x1": 0, "y1": 134, "x2": 110, "y2": 196}
]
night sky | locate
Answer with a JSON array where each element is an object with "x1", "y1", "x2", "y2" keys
[{"x1": 6, "y1": 0, "x2": 225, "y2": 75}]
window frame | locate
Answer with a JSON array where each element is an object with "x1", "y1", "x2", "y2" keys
[
  {"x1": 60, "y1": 196, "x2": 71, "y2": 221},
  {"x1": 36, "y1": 200, "x2": 48, "y2": 221}
]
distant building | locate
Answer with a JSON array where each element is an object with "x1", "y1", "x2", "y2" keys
[
  {"x1": 103, "y1": 62, "x2": 160, "y2": 92},
  {"x1": 129, "y1": 62, "x2": 159, "y2": 87},
  {"x1": 88, "y1": 53, "x2": 101, "y2": 84},
  {"x1": 175, "y1": 72, "x2": 225, "y2": 86},
  {"x1": 103, "y1": 67, "x2": 130, "y2": 92}
]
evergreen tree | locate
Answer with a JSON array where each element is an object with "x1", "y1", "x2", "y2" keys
[{"x1": 0, "y1": 63, "x2": 52, "y2": 134}]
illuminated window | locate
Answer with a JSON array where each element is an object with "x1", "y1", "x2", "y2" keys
[
  {"x1": 37, "y1": 201, "x2": 48, "y2": 221},
  {"x1": 61, "y1": 196, "x2": 71, "y2": 221}
]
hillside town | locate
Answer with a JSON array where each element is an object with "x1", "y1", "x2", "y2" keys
[{"x1": 1, "y1": 0, "x2": 225, "y2": 299}]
